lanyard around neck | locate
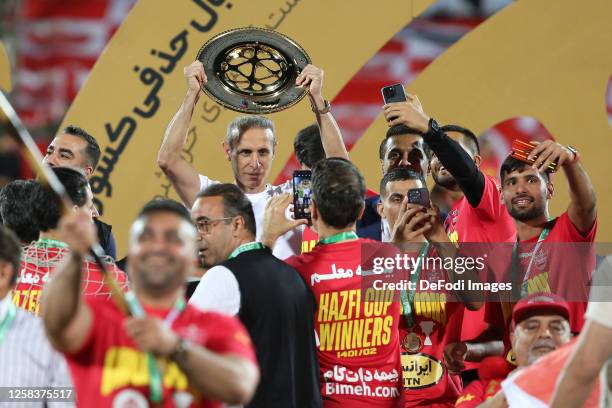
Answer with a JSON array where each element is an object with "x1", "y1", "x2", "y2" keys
[
  {"x1": 317, "y1": 231, "x2": 358, "y2": 246},
  {"x1": 513, "y1": 226, "x2": 551, "y2": 296},
  {"x1": 228, "y1": 242, "x2": 266, "y2": 259},
  {"x1": 400, "y1": 242, "x2": 430, "y2": 329},
  {"x1": 36, "y1": 238, "x2": 69, "y2": 249},
  {"x1": 125, "y1": 292, "x2": 186, "y2": 404}
]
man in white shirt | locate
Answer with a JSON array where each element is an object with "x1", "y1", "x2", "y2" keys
[
  {"x1": 157, "y1": 60, "x2": 348, "y2": 259},
  {"x1": 0, "y1": 226, "x2": 74, "y2": 408}
]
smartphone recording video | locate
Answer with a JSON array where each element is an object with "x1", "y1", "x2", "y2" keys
[{"x1": 293, "y1": 170, "x2": 312, "y2": 221}]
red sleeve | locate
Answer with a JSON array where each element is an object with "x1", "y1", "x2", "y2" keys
[
  {"x1": 473, "y1": 176, "x2": 507, "y2": 221},
  {"x1": 455, "y1": 379, "x2": 486, "y2": 407},
  {"x1": 66, "y1": 297, "x2": 114, "y2": 361},
  {"x1": 365, "y1": 188, "x2": 379, "y2": 199},
  {"x1": 203, "y1": 312, "x2": 258, "y2": 365},
  {"x1": 554, "y1": 212, "x2": 597, "y2": 242}
]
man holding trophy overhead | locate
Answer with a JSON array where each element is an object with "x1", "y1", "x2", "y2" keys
[{"x1": 157, "y1": 29, "x2": 348, "y2": 260}]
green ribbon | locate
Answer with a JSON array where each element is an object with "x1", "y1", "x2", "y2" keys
[
  {"x1": 35, "y1": 238, "x2": 69, "y2": 249},
  {"x1": 0, "y1": 302, "x2": 16, "y2": 345},
  {"x1": 317, "y1": 231, "x2": 358, "y2": 246},
  {"x1": 228, "y1": 242, "x2": 266, "y2": 260},
  {"x1": 125, "y1": 292, "x2": 186, "y2": 404},
  {"x1": 399, "y1": 242, "x2": 430, "y2": 329}
]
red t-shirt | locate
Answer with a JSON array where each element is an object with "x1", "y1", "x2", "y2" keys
[
  {"x1": 398, "y1": 250, "x2": 465, "y2": 407},
  {"x1": 13, "y1": 243, "x2": 128, "y2": 315},
  {"x1": 486, "y1": 212, "x2": 597, "y2": 360},
  {"x1": 286, "y1": 238, "x2": 402, "y2": 408},
  {"x1": 66, "y1": 297, "x2": 257, "y2": 407},
  {"x1": 302, "y1": 226, "x2": 319, "y2": 254},
  {"x1": 454, "y1": 379, "x2": 502, "y2": 407},
  {"x1": 444, "y1": 176, "x2": 515, "y2": 245},
  {"x1": 444, "y1": 176, "x2": 515, "y2": 369},
  {"x1": 301, "y1": 188, "x2": 378, "y2": 254}
]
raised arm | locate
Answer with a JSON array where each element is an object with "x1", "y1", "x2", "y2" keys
[
  {"x1": 297, "y1": 64, "x2": 349, "y2": 160},
  {"x1": 41, "y1": 210, "x2": 94, "y2": 354},
  {"x1": 383, "y1": 94, "x2": 485, "y2": 207},
  {"x1": 528, "y1": 140, "x2": 597, "y2": 235},
  {"x1": 157, "y1": 61, "x2": 207, "y2": 207},
  {"x1": 549, "y1": 318, "x2": 612, "y2": 408}
]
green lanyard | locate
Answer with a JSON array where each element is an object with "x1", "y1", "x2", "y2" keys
[
  {"x1": 317, "y1": 231, "x2": 358, "y2": 245},
  {"x1": 35, "y1": 238, "x2": 69, "y2": 249},
  {"x1": 512, "y1": 227, "x2": 551, "y2": 297},
  {"x1": 125, "y1": 292, "x2": 186, "y2": 404},
  {"x1": 399, "y1": 242, "x2": 430, "y2": 329},
  {"x1": 228, "y1": 242, "x2": 266, "y2": 259},
  {"x1": 0, "y1": 302, "x2": 16, "y2": 345}
]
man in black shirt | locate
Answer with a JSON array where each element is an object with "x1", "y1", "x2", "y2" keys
[{"x1": 189, "y1": 183, "x2": 321, "y2": 408}]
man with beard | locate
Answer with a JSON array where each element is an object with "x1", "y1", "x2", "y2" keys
[
  {"x1": 42, "y1": 199, "x2": 259, "y2": 407},
  {"x1": 455, "y1": 293, "x2": 572, "y2": 407},
  {"x1": 188, "y1": 183, "x2": 321, "y2": 408},
  {"x1": 381, "y1": 96, "x2": 514, "y2": 374},
  {"x1": 489, "y1": 151, "x2": 597, "y2": 337},
  {"x1": 42, "y1": 125, "x2": 117, "y2": 258},
  {"x1": 357, "y1": 124, "x2": 430, "y2": 241}
]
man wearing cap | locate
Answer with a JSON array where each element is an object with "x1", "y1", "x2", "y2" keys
[{"x1": 454, "y1": 293, "x2": 572, "y2": 408}]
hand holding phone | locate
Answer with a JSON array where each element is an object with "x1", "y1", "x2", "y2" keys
[{"x1": 407, "y1": 188, "x2": 430, "y2": 208}]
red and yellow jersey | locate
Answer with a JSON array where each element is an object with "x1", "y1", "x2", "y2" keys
[
  {"x1": 287, "y1": 239, "x2": 402, "y2": 408},
  {"x1": 66, "y1": 298, "x2": 257, "y2": 407},
  {"x1": 486, "y1": 212, "x2": 597, "y2": 361},
  {"x1": 444, "y1": 176, "x2": 515, "y2": 245},
  {"x1": 398, "y1": 251, "x2": 465, "y2": 407},
  {"x1": 454, "y1": 378, "x2": 502, "y2": 408},
  {"x1": 13, "y1": 242, "x2": 128, "y2": 315}
]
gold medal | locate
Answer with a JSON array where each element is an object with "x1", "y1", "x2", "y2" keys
[{"x1": 402, "y1": 332, "x2": 422, "y2": 353}]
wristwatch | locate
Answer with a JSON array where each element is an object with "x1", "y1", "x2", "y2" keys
[
  {"x1": 423, "y1": 117, "x2": 441, "y2": 137},
  {"x1": 311, "y1": 99, "x2": 331, "y2": 114},
  {"x1": 566, "y1": 145, "x2": 580, "y2": 164},
  {"x1": 170, "y1": 337, "x2": 192, "y2": 363}
]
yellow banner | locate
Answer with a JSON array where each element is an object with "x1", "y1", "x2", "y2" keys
[
  {"x1": 60, "y1": 0, "x2": 430, "y2": 256},
  {"x1": 351, "y1": 0, "x2": 612, "y2": 242}
]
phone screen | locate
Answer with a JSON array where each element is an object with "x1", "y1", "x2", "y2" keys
[{"x1": 293, "y1": 170, "x2": 312, "y2": 220}]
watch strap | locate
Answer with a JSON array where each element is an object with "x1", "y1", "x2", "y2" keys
[{"x1": 311, "y1": 99, "x2": 331, "y2": 114}]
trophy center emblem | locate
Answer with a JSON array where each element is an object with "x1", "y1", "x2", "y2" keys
[{"x1": 219, "y1": 43, "x2": 290, "y2": 95}]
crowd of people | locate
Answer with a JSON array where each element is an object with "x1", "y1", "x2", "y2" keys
[{"x1": 0, "y1": 58, "x2": 608, "y2": 408}]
